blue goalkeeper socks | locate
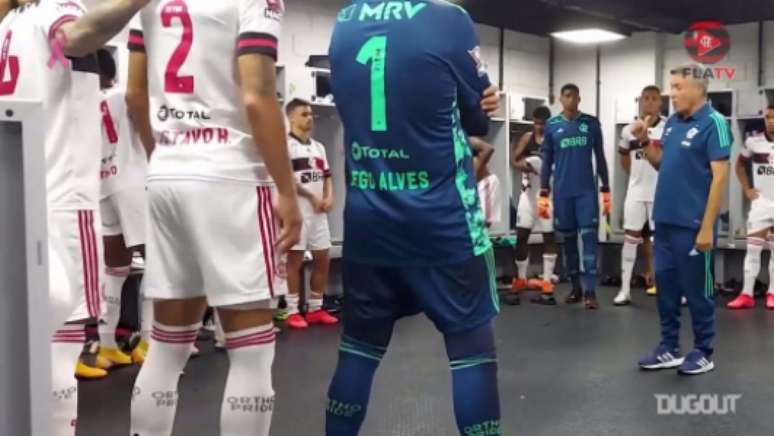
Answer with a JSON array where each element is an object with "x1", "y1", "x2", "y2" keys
[
  {"x1": 581, "y1": 227, "x2": 599, "y2": 296},
  {"x1": 326, "y1": 335, "x2": 387, "y2": 436},
  {"x1": 446, "y1": 323, "x2": 502, "y2": 435}
]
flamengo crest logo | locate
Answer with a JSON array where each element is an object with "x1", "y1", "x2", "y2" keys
[
  {"x1": 264, "y1": 0, "x2": 284, "y2": 20},
  {"x1": 680, "y1": 21, "x2": 736, "y2": 81}
]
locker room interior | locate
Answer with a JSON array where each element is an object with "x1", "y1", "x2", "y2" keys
[{"x1": 3, "y1": 0, "x2": 774, "y2": 435}]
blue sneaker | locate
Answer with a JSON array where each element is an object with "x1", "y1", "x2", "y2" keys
[
  {"x1": 678, "y1": 350, "x2": 715, "y2": 375},
  {"x1": 638, "y1": 345, "x2": 684, "y2": 370}
]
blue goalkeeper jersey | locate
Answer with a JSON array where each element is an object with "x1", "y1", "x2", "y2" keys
[
  {"x1": 541, "y1": 112, "x2": 610, "y2": 197},
  {"x1": 329, "y1": 0, "x2": 492, "y2": 267}
]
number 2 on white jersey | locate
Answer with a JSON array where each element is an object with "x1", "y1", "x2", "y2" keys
[{"x1": 161, "y1": 0, "x2": 194, "y2": 94}]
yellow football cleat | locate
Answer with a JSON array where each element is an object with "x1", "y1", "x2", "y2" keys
[
  {"x1": 132, "y1": 340, "x2": 149, "y2": 364},
  {"x1": 98, "y1": 346, "x2": 133, "y2": 367},
  {"x1": 646, "y1": 286, "x2": 657, "y2": 296},
  {"x1": 75, "y1": 360, "x2": 107, "y2": 379},
  {"x1": 95, "y1": 353, "x2": 113, "y2": 370}
]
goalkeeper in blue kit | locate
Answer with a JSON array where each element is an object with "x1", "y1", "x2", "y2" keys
[
  {"x1": 326, "y1": 1, "x2": 503, "y2": 435},
  {"x1": 539, "y1": 84, "x2": 611, "y2": 310}
]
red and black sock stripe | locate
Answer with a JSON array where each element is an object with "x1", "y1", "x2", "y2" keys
[
  {"x1": 151, "y1": 324, "x2": 200, "y2": 345},
  {"x1": 225, "y1": 326, "x2": 275, "y2": 351},
  {"x1": 52, "y1": 325, "x2": 87, "y2": 344}
]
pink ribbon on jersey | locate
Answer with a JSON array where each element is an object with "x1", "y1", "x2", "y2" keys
[{"x1": 47, "y1": 30, "x2": 70, "y2": 69}]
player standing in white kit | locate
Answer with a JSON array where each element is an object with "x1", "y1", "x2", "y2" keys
[
  {"x1": 0, "y1": 0, "x2": 151, "y2": 434},
  {"x1": 511, "y1": 106, "x2": 559, "y2": 305},
  {"x1": 284, "y1": 98, "x2": 339, "y2": 329},
  {"x1": 614, "y1": 86, "x2": 665, "y2": 305},
  {"x1": 126, "y1": 0, "x2": 301, "y2": 435},
  {"x1": 727, "y1": 105, "x2": 774, "y2": 310}
]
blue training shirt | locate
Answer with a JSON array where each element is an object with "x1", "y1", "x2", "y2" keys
[
  {"x1": 653, "y1": 103, "x2": 732, "y2": 229},
  {"x1": 541, "y1": 113, "x2": 610, "y2": 197},
  {"x1": 329, "y1": 0, "x2": 492, "y2": 267}
]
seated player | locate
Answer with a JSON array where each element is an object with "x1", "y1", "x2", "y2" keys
[
  {"x1": 327, "y1": 1, "x2": 502, "y2": 434},
  {"x1": 284, "y1": 98, "x2": 339, "y2": 329},
  {"x1": 614, "y1": 86, "x2": 665, "y2": 305},
  {"x1": 471, "y1": 137, "x2": 502, "y2": 228},
  {"x1": 727, "y1": 104, "x2": 774, "y2": 310},
  {"x1": 540, "y1": 84, "x2": 611, "y2": 310},
  {"x1": 511, "y1": 106, "x2": 558, "y2": 305},
  {"x1": 126, "y1": 2, "x2": 301, "y2": 435},
  {"x1": 0, "y1": 0, "x2": 150, "y2": 434}
]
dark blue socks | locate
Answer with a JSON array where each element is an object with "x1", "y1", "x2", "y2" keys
[{"x1": 445, "y1": 323, "x2": 501, "y2": 435}]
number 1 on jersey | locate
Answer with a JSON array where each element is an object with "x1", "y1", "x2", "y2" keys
[{"x1": 356, "y1": 36, "x2": 387, "y2": 132}]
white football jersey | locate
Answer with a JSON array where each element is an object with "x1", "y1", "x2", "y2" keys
[
  {"x1": 100, "y1": 87, "x2": 148, "y2": 198},
  {"x1": 619, "y1": 116, "x2": 666, "y2": 202},
  {"x1": 741, "y1": 133, "x2": 774, "y2": 202},
  {"x1": 0, "y1": 0, "x2": 101, "y2": 210},
  {"x1": 288, "y1": 133, "x2": 331, "y2": 216},
  {"x1": 128, "y1": 0, "x2": 283, "y2": 185}
]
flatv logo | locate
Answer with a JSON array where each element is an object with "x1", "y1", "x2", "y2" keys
[{"x1": 684, "y1": 21, "x2": 730, "y2": 65}]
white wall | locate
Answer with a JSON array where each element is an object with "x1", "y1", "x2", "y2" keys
[
  {"x1": 475, "y1": 24, "x2": 503, "y2": 88},
  {"x1": 503, "y1": 30, "x2": 551, "y2": 98},
  {"x1": 280, "y1": 0, "x2": 340, "y2": 100}
]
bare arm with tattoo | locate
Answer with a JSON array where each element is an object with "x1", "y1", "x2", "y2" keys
[{"x1": 58, "y1": 0, "x2": 150, "y2": 58}]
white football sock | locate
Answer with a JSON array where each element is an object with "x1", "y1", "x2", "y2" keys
[
  {"x1": 51, "y1": 325, "x2": 86, "y2": 436},
  {"x1": 141, "y1": 297, "x2": 153, "y2": 343},
  {"x1": 99, "y1": 265, "x2": 130, "y2": 348},
  {"x1": 743, "y1": 238, "x2": 765, "y2": 297},
  {"x1": 620, "y1": 236, "x2": 642, "y2": 294},
  {"x1": 285, "y1": 293, "x2": 300, "y2": 315},
  {"x1": 542, "y1": 254, "x2": 557, "y2": 283},
  {"x1": 308, "y1": 296, "x2": 323, "y2": 312},
  {"x1": 222, "y1": 323, "x2": 276, "y2": 436},
  {"x1": 130, "y1": 322, "x2": 200, "y2": 436}
]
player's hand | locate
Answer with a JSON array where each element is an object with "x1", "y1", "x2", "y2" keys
[
  {"x1": 480, "y1": 85, "x2": 500, "y2": 115},
  {"x1": 695, "y1": 226, "x2": 714, "y2": 253},
  {"x1": 311, "y1": 196, "x2": 326, "y2": 213},
  {"x1": 537, "y1": 191, "x2": 551, "y2": 219},
  {"x1": 601, "y1": 190, "x2": 611, "y2": 216},
  {"x1": 275, "y1": 192, "x2": 302, "y2": 254},
  {"x1": 745, "y1": 188, "x2": 760, "y2": 202},
  {"x1": 321, "y1": 197, "x2": 334, "y2": 213},
  {"x1": 630, "y1": 119, "x2": 650, "y2": 143}
]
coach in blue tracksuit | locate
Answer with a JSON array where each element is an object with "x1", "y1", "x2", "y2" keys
[{"x1": 637, "y1": 65, "x2": 731, "y2": 375}]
